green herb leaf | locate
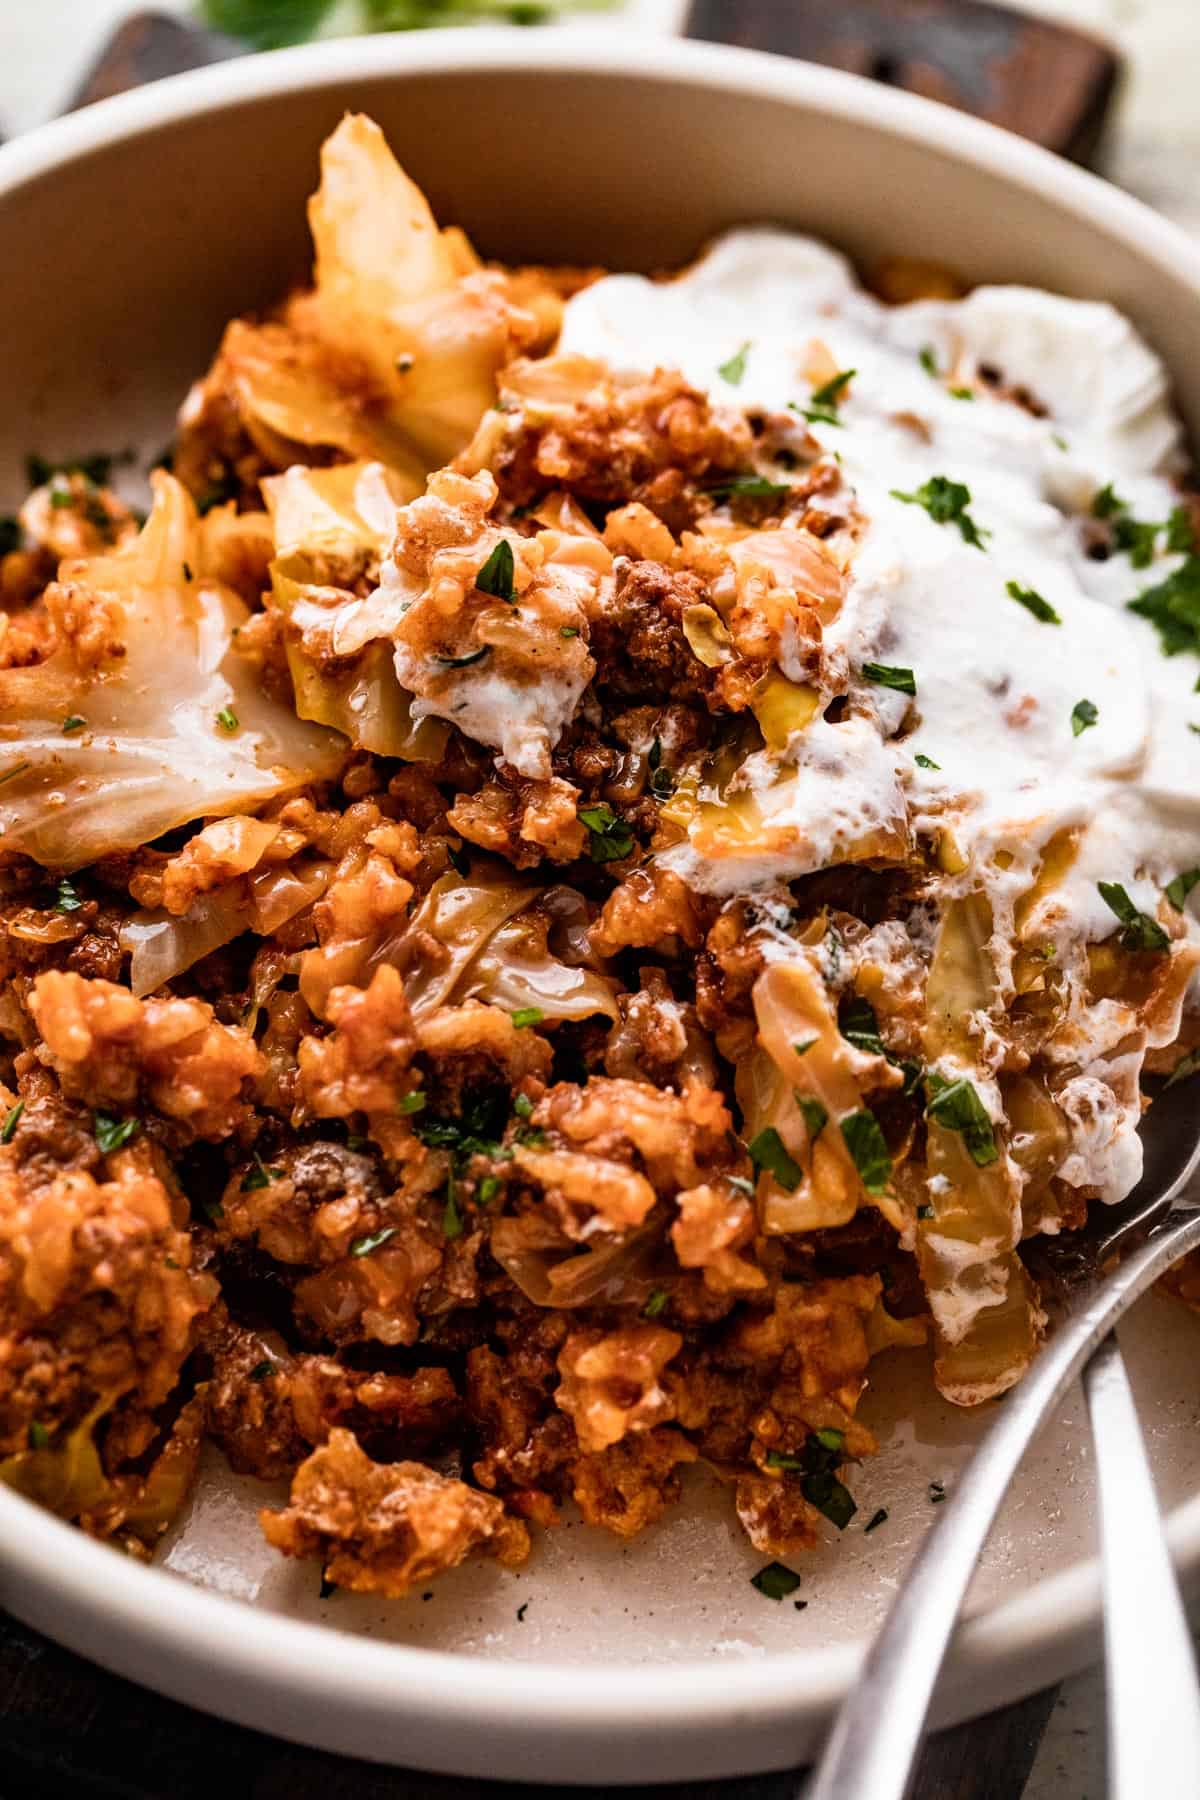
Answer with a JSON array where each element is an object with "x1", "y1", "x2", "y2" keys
[
  {"x1": 27, "y1": 1421, "x2": 50, "y2": 1450},
  {"x1": 918, "y1": 346, "x2": 939, "y2": 377},
  {"x1": 1071, "y1": 698, "x2": 1098, "y2": 737},
  {"x1": 61, "y1": 714, "x2": 86, "y2": 734},
  {"x1": 559, "y1": 625, "x2": 579, "y2": 638},
  {"x1": 917, "y1": 1202, "x2": 934, "y2": 1219},
  {"x1": 215, "y1": 707, "x2": 238, "y2": 732},
  {"x1": 1097, "y1": 880, "x2": 1169, "y2": 952},
  {"x1": 810, "y1": 368, "x2": 855, "y2": 408},
  {"x1": 351, "y1": 1227, "x2": 398, "y2": 1258},
  {"x1": 442, "y1": 1179, "x2": 463, "y2": 1240},
  {"x1": 94, "y1": 1113, "x2": 140, "y2": 1154},
  {"x1": 815, "y1": 1427, "x2": 845, "y2": 1452},
  {"x1": 475, "y1": 538, "x2": 517, "y2": 603},
  {"x1": 864, "y1": 1507, "x2": 888, "y2": 1534},
  {"x1": 890, "y1": 475, "x2": 989, "y2": 549},
  {"x1": 249, "y1": 1361, "x2": 274, "y2": 1383},
  {"x1": 1115, "y1": 515, "x2": 1162, "y2": 568},
  {"x1": 838, "y1": 993, "x2": 886, "y2": 1056},
  {"x1": 0, "y1": 1101, "x2": 23, "y2": 1145},
  {"x1": 54, "y1": 878, "x2": 82, "y2": 914},
  {"x1": 840, "y1": 1110, "x2": 892, "y2": 1195},
  {"x1": 647, "y1": 736, "x2": 662, "y2": 771},
  {"x1": 925, "y1": 1072, "x2": 999, "y2": 1166},
  {"x1": 914, "y1": 753, "x2": 940, "y2": 770},
  {"x1": 748, "y1": 1127, "x2": 803, "y2": 1192},
  {"x1": 579, "y1": 802, "x2": 635, "y2": 863},
  {"x1": 792, "y1": 1038, "x2": 816, "y2": 1057},
  {"x1": 432, "y1": 645, "x2": 490, "y2": 668},
  {"x1": 397, "y1": 1090, "x2": 426, "y2": 1115},
  {"x1": 1165, "y1": 1046, "x2": 1200, "y2": 1089},
  {"x1": 705, "y1": 474, "x2": 790, "y2": 501},
  {"x1": 1166, "y1": 868, "x2": 1200, "y2": 911},
  {"x1": 0, "y1": 762, "x2": 30, "y2": 788},
  {"x1": 511, "y1": 1007, "x2": 544, "y2": 1030},
  {"x1": 798, "y1": 1430, "x2": 858, "y2": 1530},
  {"x1": 717, "y1": 341, "x2": 751, "y2": 386},
  {"x1": 949, "y1": 387, "x2": 974, "y2": 401},
  {"x1": 796, "y1": 1095, "x2": 828, "y2": 1141},
  {"x1": 862, "y1": 661, "x2": 916, "y2": 696},
  {"x1": 1127, "y1": 556, "x2": 1200, "y2": 657},
  {"x1": 1006, "y1": 579, "x2": 1061, "y2": 625},
  {"x1": 240, "y1": 1153, "x2": 282, "y2": 1191},
  {"x1": 642, "y1": 1287, "x2": 669, "y2": 1319},
  {"x1": 201, "y1": 0, "x2": 336, "y2": 50},
  {"x1": 1166, "y1": 506, "x2": 1196, "y2": 555},
  {"x1": 478, "y1": 1174, "x2": 501, "y2": 1206},
  {"x1": 750, "y1": 1561, "x2": 802, "y2": 1601},
  {"x1": 1092, "y1": 482, "x2": 1125, "y2": 520},
  {"x1": 513, "y1": 1093, "x2": 534, "y2": 1121}
]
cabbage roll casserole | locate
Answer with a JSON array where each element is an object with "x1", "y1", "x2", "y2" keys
[{"x1": 2, "y1": 115, "x2": 1199, "y2": 1598}]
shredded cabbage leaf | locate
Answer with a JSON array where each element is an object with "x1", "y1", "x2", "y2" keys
[{"x1": 0, "y1": 473, "x2": 344, "y2": 869}]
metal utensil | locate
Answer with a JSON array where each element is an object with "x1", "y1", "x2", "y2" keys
[{"x1": 809, "y1": 1073, "x2": 1200, "y2": 1800}]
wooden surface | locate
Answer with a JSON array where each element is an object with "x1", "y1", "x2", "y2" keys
[
  {"x1": 684, "y1": 0, "x2": 1120, "y2": 164},
  {"x1": 0, "y1": 7, "x2": 1117, "y2": 1796}
]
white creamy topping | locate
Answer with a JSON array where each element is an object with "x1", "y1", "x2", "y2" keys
[{"x1": 561, "y1": 228, "x2": 1200, "y2": 1213}]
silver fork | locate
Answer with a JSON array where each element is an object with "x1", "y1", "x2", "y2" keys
[{"x1": 809, "y1": 1072, "x2": 1200, "y2": 1800}]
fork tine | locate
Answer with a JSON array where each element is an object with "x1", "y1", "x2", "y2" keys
[{"x1": 1081, "y1": 1331, "x2": 1200, "y2": 1798}]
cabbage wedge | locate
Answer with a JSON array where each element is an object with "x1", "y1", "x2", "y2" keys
[{"x1": 0, "y1": 473, "x2": 344, "y2": 869}]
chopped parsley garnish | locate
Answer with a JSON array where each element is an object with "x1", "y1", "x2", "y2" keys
[
  {"x1": 925, "y1": 1073, "x2": 999, "y2": 1167},
  {"x1": 864, "y1": 1508, "x2": 889, "y2": 1534},
  {"x1": 559, "y1": 625, "x2": 579, "y2": 638},
  {"x1": 1070, "y1": 698, "x2": 1098, "y2": 737},
  {"x1": 478, "y1": 1174, "x2": 501, "y2": 1206},
  {"x1": 241, "y1": 1153, "x2": 282, "y2": 1191},
  {"x1": 511, "y1": 1007, "x2": 544, "y2": 1030},
  {"x1": 796, "y1": 367, "x2": 855, "y2": 427},
  {"x1": 862, "y1": 662, "x2": 916, "y2": 696},
  {"x1": 747, "y1": 1127, "x2": 803, "y2": 1192},
  {"x1": 814, "y1": 1427, "x2": 845, "y2": 1453},
  {"x1": 200, "y1": 1196, "x2": 224, "y2": 1224},
  {"x1": 397, "y1": 1090, "x2": 426, "y2": 1116},
  {"x1": 705, "y1": 474, "x2": 790, "y2": 501},
  {"x1": 94, "y1": 1113, "x2": 140, "y2": 1154},
  {"x1": 794, "y1": 1599, "x2": 809, "y2": 1612},
  {"x1": 215, "y1": 707, "x2": 238, "y2": 732},
  {"x1": 249, "y1": 1361, "x2": 274, "y2": 1383},
  {"x1": 949, "y1": 387, "x2": 974, "y2": 401},
  {"x1": 516, "y1": 1127, "x2": 546, "y2": 1148},
  {"x1": 750, "y1": 1561, "x2": 802, "y2": 1601},
  {"x1": 918, "y1": 346, "x2": 939, "y2": 377},
  {"x1": 1092, "y1": 482, "x2": 1125, "y2": 520},
  {"x1": 475, "y1": 539, "x2": 517, "y2": 603},
  {"x1": 796, "y1": 1095, "x2": 827, "y2": 1142},
  {"x1": 1166, "y1": 1046, "x2": 1200, "y2": 1089},
  {"x1": 432, "y1": 645, "x2": 489, "y2": 668},
  {"x1": 890, "y1": 475, "x2": 989, "y2": 549},
  {"x1": 1127, "y1": 556, "x2": 1200, "y2": 657},
  {"x1": 0, "y1": 762, "x2": 31, "y2": 788},
  {"x1": 838, "y1": 994, "x2": 886, "y2": 1056},
  {"x1": 1166, "y1": 868, "x2": 1200, "y2": 911},
  {"x1": 442, "y1": 1180, "x2": 463, "y2": 1240},
  {"x1": 182, "y1": 561, "x2": 194, "y2": 582},
  {"x1": 793, "y1": 1038, "x2": 816, "y2": 1057},
  {"x1": 61, "y1": 714, "x2": 86, "y2": 734},
  {"x1": 840, "y1": 1110, "x2": 892, "y2": 1196},
  {"x1": 642, "y1": 1288, "x2": 669, "y2": 1319},
  {"x1": 764, "y1": 1449, "x2": 803, "y2": 1471},
  {"x1": 1097, "y1": 880, "x2": 1169, "y2": 952},
  {"x1": 351, "y1": 1227, "x2": 397, "y2": 1258},
  {"x1": 0, "y1": 1101, "x2": 23, "y2": 1145},
  {"x1": 513, "y1": 1093, "x2": 534, "y2": 1121},
  {"x1": 54, "y1": 878, "x2": 82, "y2": 914},
  {"x1": 914, "y1": 753, "x2": 940, "y2": 770},
  {"x1": 717, "y1": 341, "x2": 751, "y2": 385},
  {"x1": 1167, "y1": 506, "x2": 1196, "y2": 555},
  {"x1": 797, "y1": 1430, "x2": 858, "y2": 1530},
  {"x1": 579, "y1": 802, "x2": 635, "y2": 863},
  {"x1": 27, "y1": 1422, "x2": 50, "y2": 1451},
  {"x1": 1006, "y1": 580, "x2": 1061, "y2": 625},
  {"x1": 1114, "y1": 514, "x2": 1162, "y2": 569},
  {"x1": 346, "y1": 1134, "x2": 370, "y2": 1153}
]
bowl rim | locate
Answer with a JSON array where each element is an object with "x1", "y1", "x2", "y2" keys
[{"x1": 2, "y1": 22, "x2": 1200, "y2": 1764}]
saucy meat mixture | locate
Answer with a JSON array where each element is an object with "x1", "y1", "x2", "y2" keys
[{"x1": 0, "y1": 116, "x2": 1196, "y2": 1600}]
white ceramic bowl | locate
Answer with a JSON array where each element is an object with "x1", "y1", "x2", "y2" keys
[{"x1": 2, "y1": 30, "x2": 1200, "y2": 1785}]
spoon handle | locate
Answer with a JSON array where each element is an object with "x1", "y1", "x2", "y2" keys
[
  {"x1": 1082, "y1": 1331, "x2": 1200, "y2": 1799},
  {"x1": 806, "y1": 1204, "x2": 1200, "y2": 1800}
]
